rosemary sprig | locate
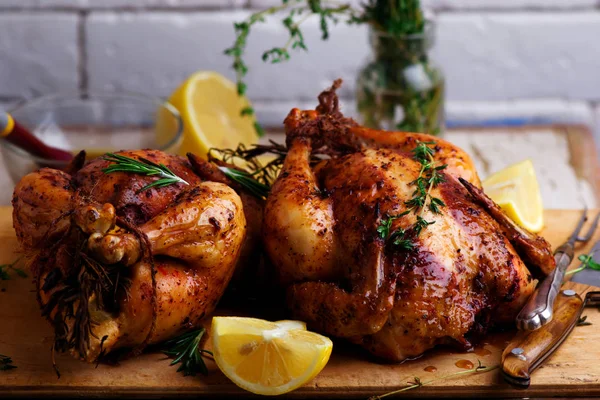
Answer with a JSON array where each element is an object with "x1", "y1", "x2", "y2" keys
[
  {"x1": 565, "y1": 253, "x2": 600, "y2": 276},
  {"x1": 224, "y1": 1, "x2": 360, "y2": 135},
  {"x1": 0, "y1": 258, "x2": 27, "y2": 281},
  {"x1": 102, "y1": 153, "x2": 189, "y2": 192},
  {"x1": 577, "y1": 316, "x2": 592, "y2": 327},
  {"x1": 0, "y1": 354, "x2": 16, "y2": 371},
  {"x1": 377, "y1": 141, "x2": 446, "y2": 250},
  {"x1": 369, "y1": 360, "x2": 497, "y2": 399},
  {"x1": 209, "y1": 141, "x2": 288, "y2": 187},
  {"x1": 218, "y1": 166, "x2": 271, "y2": 200},
  {"x1": 162, "y1": 328, "x2": 213, "y2": 377}
]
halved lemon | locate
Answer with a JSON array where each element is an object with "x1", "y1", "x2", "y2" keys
[
  {"x1": 211, "y1": 317, "x2": 332, "y2": 396},
  {"x1": 482, "y1": 159, "x2": 544, "y2": 233},
  {"x1": 165, "y1": 71, "x2": 259, "y2": 158}
]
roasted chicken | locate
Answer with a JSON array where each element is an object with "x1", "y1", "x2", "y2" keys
[
  {"x1": 264, "y1": 80, "x2": 555, "y2": 361},
  {"x1": 12, "y1": 149, "x2": 260, "y2": 362}
]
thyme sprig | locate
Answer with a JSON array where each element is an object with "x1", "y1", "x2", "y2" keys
[
  {"x1": 369, "y1": 360, "x2": 498, "y2": 399},
  {"x1": 377, "y1": 141, "x2": 446, "y2": 250},
  {"x1": 0, "y1": 354, "x2": 16, "y2": 371},
  {"x1": 224, "y1": 1, "x2": 360, "y2": 135},
  {"x1": 565, "y1": 253, "x2": 600, "y2": 276},
  {"x1": 0, "y1": 258, "x2": 27, "y2": 280},
  {"x1": 162, "y1": 328, "x2": 213, "y2": 377},
  {"x1": 102, "y1": 153, "x2": 189, "y2": 192}
]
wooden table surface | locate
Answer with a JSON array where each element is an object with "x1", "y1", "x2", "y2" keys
[{"x1": 1, "y1": 208, "x2": 600, "y2": 398}]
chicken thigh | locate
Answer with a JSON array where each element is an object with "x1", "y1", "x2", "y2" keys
[
  {"x1": 264, "y1": 81, "x2": 555, "y2": 361},
  {"x1": 13, "y1": 150, "x2": 251, "y2": 362}
]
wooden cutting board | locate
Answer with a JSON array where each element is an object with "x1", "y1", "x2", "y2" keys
[{"x1": 1, "y1": 207, "x2": 599, "y2": 398}]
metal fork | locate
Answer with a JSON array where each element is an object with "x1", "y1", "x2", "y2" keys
[{"x1": 516, "y1": 207, "x2": 600, "y2": 331}]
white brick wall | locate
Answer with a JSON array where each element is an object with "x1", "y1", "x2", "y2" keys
[
  {"x1": 1, "y1": 0, "x2": 600, "y2": 138},
  {"x1": 0, "y1": 13, "x2": 78, "y2": 98},
  {"x1": 422, "y1": 0, "x2": 599, "y2": 10},
  {"x1": 87, "y1": 11, "x2": 368, "y2": 100},
  {"x1": 435, "y1": 12, "x2": 600, "y2": 101},
  {"x1": 0, "y1": 0, "x2": 245, "y2": 8}
]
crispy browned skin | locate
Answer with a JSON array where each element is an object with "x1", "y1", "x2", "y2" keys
[
  {"x1": 264, "y1": 80, "x2": 555, "y2": 361},
  {"x1": 187, "y1": 153, "x2": 264, "y2": 282},
  {"x1": 13, "y1": 150, "x2": 247, "y2": 361}
]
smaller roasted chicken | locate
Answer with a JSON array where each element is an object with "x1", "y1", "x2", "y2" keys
[
  {"x1": 263, "y1": 80, "x2": 555, "y2": 361},
  {"x1": 12, "y1": 149, "x2": 262, "y2": 362}
]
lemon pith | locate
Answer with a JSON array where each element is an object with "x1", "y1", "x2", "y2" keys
[{"x1": 211, "y1": 317, "x2": 332, "y2": 396}]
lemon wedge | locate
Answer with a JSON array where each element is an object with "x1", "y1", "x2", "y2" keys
[
  {"x1": 482, "y1": 159, "x2": 544, "y2": 233},
  {"x1": 165, "y1": 71, "x2": 259, "y2": 158},
  {"x1": 211, "y1": 317, "x2": 332, "y2": 396}
]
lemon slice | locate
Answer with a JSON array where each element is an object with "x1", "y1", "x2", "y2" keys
[
  {"x1": 165, "y1": 71, "x2": 259, "y2": 158},
  {"x1": 482, "y1": 159, "x2": 544, "y2": 233},
  {"x1": 211, "y1": 317, "x2": 332, "y2": 396}
]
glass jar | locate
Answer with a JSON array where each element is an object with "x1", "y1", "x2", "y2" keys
[{"x1": 356, "y1": 22, "x2": 444, "y2": 135}]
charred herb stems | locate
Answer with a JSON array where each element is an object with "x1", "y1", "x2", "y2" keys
[
  {"x1": 377, "y1": 141, "x2": 446, "y2": 250},
  {"x1": 210, "y1": 141, "x2": 296, "y2": 199}
]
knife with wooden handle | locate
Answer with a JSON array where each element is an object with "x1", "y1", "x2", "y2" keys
[{"x1": 502, "y1": 280, "x2": 600, "y2": 388}]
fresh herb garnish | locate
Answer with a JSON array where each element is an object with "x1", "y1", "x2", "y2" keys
[
  {"x1": 377, "y1": 141, "x2": 446, "y2": 250},
  {"x1": 224, "y1": 1, "x2": 361, "y2": 136},
  {"x1": 0, "y1": 354, "x2": 16, "y2": 371},
  {"x1": 565, "y1": 253, "x2": 600, "y2": 276},
  {"x1": 102, "y1": 153, "x2": 189, "y2": 192},
  {"x1": 162, "y1": 328, "x2": 213, "y2": 377},
  {"x1": 577, "y1": 316, "x2": 592, "y2": 327},
  {"x1": 0, "y1": 258, "x2": 27, "y2": 281},
  {"x1": 369, "y1": 360, "x2": 498, "y2": 399},
  {"x1": 226, "y1": 1, "x2": 439, "y2": 136},
  {"x1": 218, "y1": 166, "x2": 271, "y2": 200},
  {"x1": 209, "y1": 142, "x2": 288, "y2": 188}
]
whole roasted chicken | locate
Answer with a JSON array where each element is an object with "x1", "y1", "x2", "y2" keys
[
  {"x1": 12, "y1": 149, "x2": 261, "y2": 362},
  {"x1": 264, "y1": 81, "x2": 555, "y2": 361}
]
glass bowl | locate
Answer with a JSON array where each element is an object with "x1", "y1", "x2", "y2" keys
[{"x1": 1, "y1": 91, "x2": 183, "y2": 184}]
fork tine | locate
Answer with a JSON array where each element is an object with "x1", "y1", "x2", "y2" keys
[
  {"x1": 576, "y1": 211, "x2": 600, "y2": 242},
  {"x1": 567, "y1": 207, "x2": 588, "y2": 243}
]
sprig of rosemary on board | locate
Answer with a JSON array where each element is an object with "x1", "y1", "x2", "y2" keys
[
  {"x1": 369, "y1": 360, "x2": 498, "y2": 399},
  {"x1": 161, "y1": 328, "x2": 213, "y2": 377},
  {"x1": 0, "y1": 258, "x2": 27, "y2": 281},
  {"x1": 577, "y1": 316, "x2": 592, "y2": 327},
  {"x1": 377, "y1": 141, "x2": 447, "y2": 249},
  {"x1": 565, "y1": 253, "x2": 600, "y2": 276},
  {"x1": 102, "y1": 153, "x2": 189, "y2": 192},
  {"x1": 224, "y1": 1, "x2": 361, "y2": 136},
  {"x1": 0, "y1": 354, "x2": 16, "y2": 371}
]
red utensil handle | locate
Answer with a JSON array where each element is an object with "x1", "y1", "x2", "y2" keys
[{"x1": 1, "y1": 112, "x2": 73, "y2": 161}]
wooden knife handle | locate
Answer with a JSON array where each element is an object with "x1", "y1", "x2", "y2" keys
[{"x1": 502, "y1": 288, "x2": 584, "y2": 388}]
